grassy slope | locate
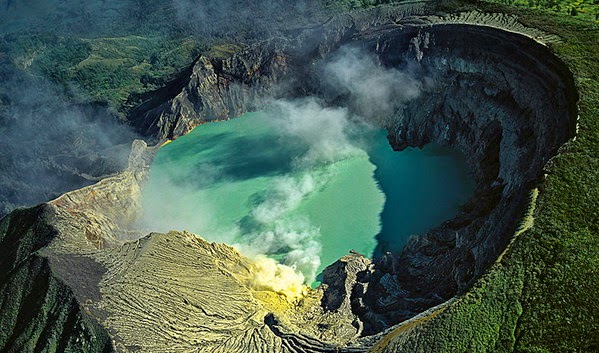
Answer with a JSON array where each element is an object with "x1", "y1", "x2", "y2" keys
[
  {"x1": 495, "y1": 4, "x2": 599, "y2": 350},
  {"x1": 372, "y1": 2, "x2": 598, "y2": 352},
  {"x1": 524, "y1": 163, "x2": 599, "y2": 351},
  {"x1": 0, "y1": 33, "x2": 203, "y2": 113},
  {"x1": 483, "y1": 0, "x2": 599, "y2": 21}
]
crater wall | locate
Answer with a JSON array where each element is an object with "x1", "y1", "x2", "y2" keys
[
  {"x1": 343, "y1": 24, "x2": 577, "y2": 332},
  {"x1": 130, "y1": 14, "x2": 577, "y2": 333}
]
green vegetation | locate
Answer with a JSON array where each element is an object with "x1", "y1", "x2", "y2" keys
[
  {"x1": 0, "y1": 33, "x2": 202, "y2": 112},
  {"x1": 482, "y1": 0, "x2": 599, "y2": 22},
  {"x1": 0, "y1": 0, "x2": 411, "y2": 116},
  {"x1": 324, "y1": 0, "x2": 402, "y2": 9},
  {"x1": 509, "y1": 6, "x2": 598, "y2": 349},
  {"x1": 208, "y1": 43, "x2": 245, "y2": 59}
]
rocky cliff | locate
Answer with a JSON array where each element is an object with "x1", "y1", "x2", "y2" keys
[{"x1": 0, "y1": 2, "x2": 580, "y2": 352}]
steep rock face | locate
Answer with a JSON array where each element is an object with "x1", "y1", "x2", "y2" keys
[
  {"x1": 126, "y1": 2, "x2": 437, "y2": 140},
  {"x1": 129, "y1": 41, "x2": 294, "y2": 139},
  {"x1": 344, "y1": 24, "x2": 577, "y2": 333},
  {"x1": 48, "y1": 139, "x2": 158, "y2": 251}
]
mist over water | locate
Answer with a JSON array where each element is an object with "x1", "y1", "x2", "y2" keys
[
  {"x1": 140, "y1": 99, "x2": 383, "y2": 284},
  {"x1": 140, "y1": 107, "x2": 474, "y2": 285},
  {"x1": 323, "y1": 46, "x2": 429, "y2": 125},
  {"x1": 139, "y1": 46, "x2": 474, "y2": 287}
]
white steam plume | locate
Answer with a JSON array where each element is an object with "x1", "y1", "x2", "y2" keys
[
  {"x1": 139, "y1": 47, "x2": 425, "y2": 298},
  {"x1": 266, "y1": 98, "x2": 361, "y2": 166},
  {"x1": 324, "y1": 46, "x2": 424, "y2": 123},
  {"x1": 236, "y1": 98, "x2": 365, "y2": 284}
]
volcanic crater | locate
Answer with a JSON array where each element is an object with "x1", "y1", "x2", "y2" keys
[{"x1": 0, "y1": 5, "x2": 578, "y2": 353}]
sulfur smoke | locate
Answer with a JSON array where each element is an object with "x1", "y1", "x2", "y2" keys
[
  {"x1": 139, "y1": 46, "x2": 424, "y2": 296},
  {"x1": 251, "y1": 255, "x2": 308, "y2": 301},
  {"x1": 140, "y1": 98, "x2": 363, "y2": 286}
]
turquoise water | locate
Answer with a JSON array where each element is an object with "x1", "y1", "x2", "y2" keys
[
  {"x1": 140, "y1": 109, "x2": 473, "y2": 283},
  {"x1": 366, "y1": 134, "x2": 475, "y2": 256}
]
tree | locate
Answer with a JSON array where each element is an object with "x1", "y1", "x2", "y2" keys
[{"x1": 570, "y1": 7, "x2": 578, "y2": 16}]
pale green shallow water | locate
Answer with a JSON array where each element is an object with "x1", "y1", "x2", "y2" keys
[{"x1": 141, "y1": 110, "x2": 473, "y2": 283}]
